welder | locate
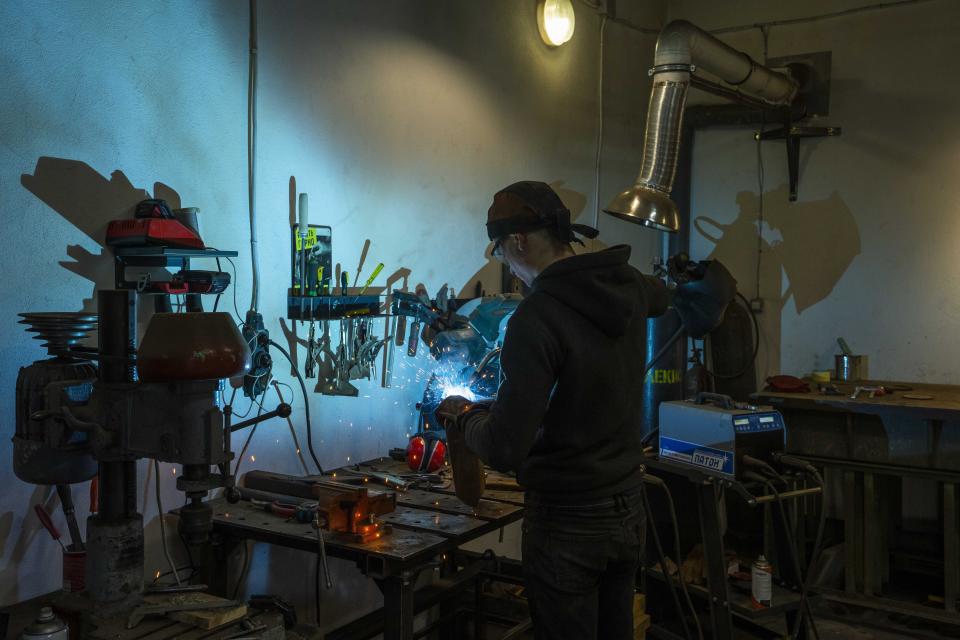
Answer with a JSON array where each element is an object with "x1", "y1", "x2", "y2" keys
[{"x1": 437, "y1": 181, "x2": 669, "y2": 640}]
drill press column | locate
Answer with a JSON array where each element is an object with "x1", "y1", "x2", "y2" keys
[{"x1": 86, "y1": 290, "x2": 144, "y2": 604}]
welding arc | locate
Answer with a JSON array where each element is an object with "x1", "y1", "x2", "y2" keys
[{"x1": 270, "y1": 340, "x2": 324, "y2": 474}]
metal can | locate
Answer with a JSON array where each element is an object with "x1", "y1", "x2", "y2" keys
[
  {"x1": 20, "y1": 606, "x2": 68, "y2": 640},
  {"x1": 751, "y1": 555, "x2": 773, "y2": 609}
]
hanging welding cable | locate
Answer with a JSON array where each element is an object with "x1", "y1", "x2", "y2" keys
[
  {"x1": 775, "y1": 455, "x2": 828, "y2": 640},
  {"x1": 271, "y1": 339, "x2": 324, "y2": 474},
  {"x1": 742, "y1": 459, "x2": 825, "y2": 640},
  {"x1": 247, "y1": 0, "x2": 260, "y2": 316},
  {"x1": 153, "y1": 460, "x2": 182, "y2": 587},
  {"x1": 645, "y1": 475, "x2": 704, "y2": 640},
  {"x1": 640, "y1": 481, "x2": 694, "y2": 640}
]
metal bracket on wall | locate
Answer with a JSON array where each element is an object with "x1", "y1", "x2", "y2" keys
[{"x1": 757, "y1": 124, "x2": 842, "y2": 202}]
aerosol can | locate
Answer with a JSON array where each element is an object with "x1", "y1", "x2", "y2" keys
[
  {"x1": 20, "y1": 606, "x2": 68, "y2": 640},
  {"x1": 751, "y1": 555, "x2": 773, "y2": 609}
]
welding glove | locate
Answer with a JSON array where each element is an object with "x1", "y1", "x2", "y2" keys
[{"x1": 435, "y1": 395, "x2": 486, "y2": 509}]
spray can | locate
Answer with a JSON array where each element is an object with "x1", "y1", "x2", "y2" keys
[
  {"x1": 751, "y1": 555, "x2": 773, "y2": 609},
  {"x1": 20, "y1": 606, "x2": 68, "y2": 640}
]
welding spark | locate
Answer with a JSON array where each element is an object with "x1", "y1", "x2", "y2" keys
[{"x1": 439, "y1": 383, "x2": 476, "y2": 402}]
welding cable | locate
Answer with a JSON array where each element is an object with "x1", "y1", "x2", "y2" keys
[
  {"x1": 223, "y1": 257, "x2": 245, "y2": 325},
  {"x1": 648, "y1": 478, "x2": 704, "y2": 640},
  {"x1": 233, "y1": 388, "x2": 268, "y2": 477},
  {"x1": 153, "y1": 564, "x2": 197, "y2": 585},
  {"x1": 741, "y1": 454, "x2": 788, "y2": 486},
  {"x1": 640, "y1": 482, "x2": 693, "y2": 640},
  {"x1": 232, "y1": 541, "x2": 251, "y2": 600},
  {"x1": 273, "y1": 381, "x2": 310, "y2": 475},
  {"x1": 246, "y1": 0, "x2": 261, "y2": 314},
  {"x1": 643, "y1": 325, "x2": 686, "y2": 378},
  {"x1": 775, "y1": 457, "x2": 827, "y2": 640},
  {"x1": 701, "y1": 292, "x2": 760, "y2": 380},
  {"x1": 153, "y1": 460, "x2": 182, "y2": 587},
  {"x1": 750, "y1": 475, "x2": 820, "y2": 640},
  {"x1": 269, "y1": 339, "x2": 324, "y2": 475}
]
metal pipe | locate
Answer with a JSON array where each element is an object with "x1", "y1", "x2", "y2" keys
[
  {"x1": 605, "y1": 20, "x2": 798, "y2": 232},
  {"x1": 753, "y1": 485, "x2": 822, "y2": 504}
]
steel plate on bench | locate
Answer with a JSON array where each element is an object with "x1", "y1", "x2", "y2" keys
[
  {"x1": 378, "y1": 506, "x2": 487, "y2": 538},
  {"x1": 396, "y1": 489, "x2": 522, "y2": 521}
]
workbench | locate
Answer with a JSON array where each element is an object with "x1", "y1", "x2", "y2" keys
[
  {"x1": 754, "y1": 379, "x2": 960, "y2": 624},
  {"x1": 205, "y1": 457, "x2": 525, "y2": 640}
]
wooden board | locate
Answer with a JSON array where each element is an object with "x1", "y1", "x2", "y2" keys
[{"x1": 142, "y1": 593, "x2": 247, "y2": 630}]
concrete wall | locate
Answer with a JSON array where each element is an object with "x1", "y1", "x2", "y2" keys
[
  {"x1": 667, "y1": 0, "x2": 960, "y2": 383},
  {"x1": 0, "y1": 0, "x2": 667, "y2": 623}
]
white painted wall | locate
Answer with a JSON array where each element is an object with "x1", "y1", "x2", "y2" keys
[
  {"x1": 668, "y1": 0, "x2": 960, "y2": 383},
  {"x1": 0, "y1": 0, "x2": 668, "y2": 624}
]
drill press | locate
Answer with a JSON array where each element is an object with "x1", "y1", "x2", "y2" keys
[{"x1": 14, "y1": 290, "x2": 288, "y2": 607}]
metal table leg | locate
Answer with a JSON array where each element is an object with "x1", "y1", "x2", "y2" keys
[
  {"x1": 863, "y1": 473, "x2": 880, "y2": 596},
  {"x1": 945, "y1": 482, "x2": 958, "y2": 613},
  {"x1": 696, "y1": 480, "x2": 733, "y2": 640},
  {"x1": 376, "y1": 573, "x2": 415, "y2": 640},
  {"x1": 843, "y1": 471, "x2": 859, "y2": 594}
]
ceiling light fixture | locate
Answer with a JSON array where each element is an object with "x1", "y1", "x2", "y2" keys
[{"x1": 538, "y1": 0, "x2": 576, "y2": 47}]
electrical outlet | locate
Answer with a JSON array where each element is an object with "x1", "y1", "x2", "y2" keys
[{"x1": 749, "y1": 297, "x2": 764, "y2": 314}]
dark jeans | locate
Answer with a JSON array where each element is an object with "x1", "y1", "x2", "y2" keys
[{"x1": 521, "y1": 490, "x2": 646, "y2": 640}]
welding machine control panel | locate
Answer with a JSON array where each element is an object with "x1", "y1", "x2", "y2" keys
[{"x1": 732, "y1": 412, "x2": 784, "y2": 433}]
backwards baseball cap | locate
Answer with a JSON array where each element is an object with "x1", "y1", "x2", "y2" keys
[{"x1": 486, "y1": 181, "x2": 599, "y2": 245}]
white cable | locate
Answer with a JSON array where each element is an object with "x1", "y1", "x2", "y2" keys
[
  {"x1": 154, "y1": 460, "x2": 182, "y2": 586},
  {"x1": 247, "y1": 0, "x2": 260, "y2": 313},
  {"x1": 593, "y1": 14, "x2": 607, "y2": 235}
]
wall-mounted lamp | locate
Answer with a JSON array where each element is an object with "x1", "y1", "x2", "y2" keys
[{"x1": 537, "y1": 0, "x2": 575, "y2": 47}]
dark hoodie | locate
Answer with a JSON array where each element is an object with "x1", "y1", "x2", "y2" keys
[{"x1": 463, "y1": 245, "x2": 668, "y2": 501}]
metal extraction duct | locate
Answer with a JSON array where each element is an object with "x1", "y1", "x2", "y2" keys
[{"x1": 604, "y1": 20, "x2": 799, "y2": 232}]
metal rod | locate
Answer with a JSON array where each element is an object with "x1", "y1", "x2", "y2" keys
[
  {"x1": 230, "y1": 403, "x2": 292, "y2": 432},
  {"x1": 753, "y1": 486, "x2": 822, "y2": 504}
]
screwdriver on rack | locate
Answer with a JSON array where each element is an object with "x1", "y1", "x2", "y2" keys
[
  {"x1": 341, "y1": 271, "x2": 349, "y2": 296},
  {"x1": 358, "y1": 263, "x2": 384, "y2": 295},
  {"x1": 34, "y1": 504, "x2": 67, "y2": 552}
]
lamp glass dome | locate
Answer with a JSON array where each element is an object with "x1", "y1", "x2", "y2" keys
[{"x1": 538, "y1": 0, "x2": 575, "y2": 47}]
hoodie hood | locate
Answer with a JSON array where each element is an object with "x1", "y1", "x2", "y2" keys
[{"x1": 532, "y1": 245, "x2": 647, "y2": 337}]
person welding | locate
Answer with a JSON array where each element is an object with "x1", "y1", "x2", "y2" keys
[{"x1": 436, "y1": 181, "x2": 669, "y2": 640}]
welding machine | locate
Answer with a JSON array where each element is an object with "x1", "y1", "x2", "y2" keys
[{"x1": 658, "y1": 393, "x2": 785, "y2": 479}]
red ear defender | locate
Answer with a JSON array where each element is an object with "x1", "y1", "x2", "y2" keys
[{"x1": 406, "y1": 435, "x2": 447, "y2": 473}]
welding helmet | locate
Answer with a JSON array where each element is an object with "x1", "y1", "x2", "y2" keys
[
  {"x1": 486, "y1": 181, "x2": 598, "y2": 245},
  {"x1": 406, "y1": 432, "x2": 446, "y2": 473}
]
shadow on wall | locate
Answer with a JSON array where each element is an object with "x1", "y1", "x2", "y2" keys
[
  {"x1": 694, "y1": 185, "x2": 859, "y2": 375},
  {"x1": 20, "y1": 157, "x2": 182, "y2": 316},
  {"x1": 0, "y1": 486, "x2": 56, "y2": 604}
]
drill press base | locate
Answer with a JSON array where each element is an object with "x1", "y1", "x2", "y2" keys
[{"x1": 85, "y1": 515, "x2": 144, "y2": 605}]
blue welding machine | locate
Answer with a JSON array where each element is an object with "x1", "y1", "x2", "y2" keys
[{"x1": 658, "y1": 393, "x2": 786, "y2": 479}]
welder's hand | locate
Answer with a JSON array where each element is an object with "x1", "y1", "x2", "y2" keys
[{"x1": 435, "y1": 395, "x2": 474, "y2": 429}]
